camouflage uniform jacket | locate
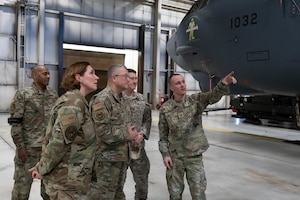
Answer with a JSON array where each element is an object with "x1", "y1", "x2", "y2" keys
[
  {"x1": 158, "y1": 82, "x2": 229, "y2": 158},
  {"x1": 37, "y1": 89, "x2": 96, "y2": 191},
  {"x1": 90, "y1": 86, "x2": 132, "y2": 162},
  {"x1": 9, "y1": 83, "x2": 58, "y2": 149},
  {"x1": 123, "y1": 91, "x2": 152, "y2": 148}
]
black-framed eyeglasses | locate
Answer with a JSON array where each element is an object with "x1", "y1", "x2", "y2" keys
[
  {"x1": 128, "y1": 77, "x2": 138, "y2": 80},
  {"x1": 114, "y1": 74, "x2": 130, "y2": 79}
]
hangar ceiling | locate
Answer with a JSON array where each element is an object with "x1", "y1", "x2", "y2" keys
[
  {"x1": 138, "y1": 0, "x2": 197, "y2": 12},
  {"x1": 0, "y1": 0, "x2": 196, "y2": 11},
  {"x1": 1, "y1": 0, "x2": 197, "y2": 11}
]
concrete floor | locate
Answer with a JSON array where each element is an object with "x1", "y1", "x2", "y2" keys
[{"x1": 1, "y1": 110, "x2": 300, "y2": 200}]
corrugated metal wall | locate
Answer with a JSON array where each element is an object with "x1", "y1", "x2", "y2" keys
[
  {"x1": 0, "y1": 0, "x2": 193, "y2": 112},
  {"x1": 0, "y1": 4, "x2": 17, "y2": 112}
]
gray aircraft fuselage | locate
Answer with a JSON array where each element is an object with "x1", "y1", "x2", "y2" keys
[{"x1": 167, "y1": 0, "x2": 300, "y2": 96}]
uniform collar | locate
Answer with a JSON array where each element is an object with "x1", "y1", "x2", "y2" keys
[
  {"x1": 31, "y1": 83, "x2": 48, "y2": 94},
  {"x1": 107, "y1": 86, "x2": 124, "y2": 103},
  {"x1": 170, "y1": 95, "x2": 190, "y2": 108},
  {"x1": 123, "y1": 91, "x2": 138, "y2": 99}
]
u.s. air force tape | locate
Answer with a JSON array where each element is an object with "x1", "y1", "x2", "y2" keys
[
  {"x1": 65, "y1": 125, "x2": 77, "y2": 141},
  {"x1": 8, "y1": 117, "x2": 23, "y2": 125}
]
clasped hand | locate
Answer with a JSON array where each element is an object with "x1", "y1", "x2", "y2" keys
[
  {"x1": 28, "y1": 162, "x2": 43, "y2": 179},
  {"x1": 128, "y1": 125, "x2": 144, "y2": 147}
]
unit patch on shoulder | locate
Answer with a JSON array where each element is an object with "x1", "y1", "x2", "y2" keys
[
  {"x1": 65, "y1": 125, "x2": 77, "y2": 141},
  {"x1": 94, "y1": 110, "x2": 105, "y2": 121},
  {"x1": 93, "y1": 103, "x2": 106, "y2": 121}
]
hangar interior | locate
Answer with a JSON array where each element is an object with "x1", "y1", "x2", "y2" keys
[
  {"x1": 0, "y1": 0, "x2": 219, "y2": 112},
  {"x1": 1, "y1": 1, "x2": 299, "y2": 199}
]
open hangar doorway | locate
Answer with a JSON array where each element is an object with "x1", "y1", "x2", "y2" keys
[{"x1": 62, "y1": 44, "x2": 140, "y2": 101}]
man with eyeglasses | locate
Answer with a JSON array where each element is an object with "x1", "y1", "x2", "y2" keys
[
  {"x1": 124, "y1": 69, "x2": 152, "y2": 200},
  {"x1": 89, "y1": 64, "x2": 144, "y2": 200}
]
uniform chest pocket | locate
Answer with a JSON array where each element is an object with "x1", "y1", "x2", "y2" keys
[
  {"x1": 164, "y1": 111, "x2": 180, "y2": 130},
  {"x1": 131, "y1": 101, "x2": 145, "y2": 116},
  {"x1": 24, "y1": 98, "x2": 41, "y2": 115},
  {"x1": 166, "y1": 107, "x2": 195, "y2": 130},
  {"x1": 110, "y1": 109, "x2": 123, "y2": 125},
  {"x1": 81, "y1": 117, "x2": 96, "y2": 143}
]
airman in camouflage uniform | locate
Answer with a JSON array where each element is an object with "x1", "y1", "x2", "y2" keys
[
  {"x1": 29, "y1": 62, "x2": 99, "y2": 199},
  {"x1": 88, "y1": 64, "x2": 144, "y2": 200},
  {"x1": 124, "y1": 69, "x2": 152, "y2": 200},
  {"x1": 8, "y1": 65, "x2": 58, "y2": 200},
  {"x1": 158, "y1": 72, "x2": 237, "y2": 200}
]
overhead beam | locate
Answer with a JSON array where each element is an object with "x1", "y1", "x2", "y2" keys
[{"x1": 142, "y1": 0, "x2": 194, "y2": 13}]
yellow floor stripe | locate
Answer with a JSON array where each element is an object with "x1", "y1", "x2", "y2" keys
[
  {"x1": 152, "y1": 118, "x2": 284, "y2": 142},
  {"x1": 152, "y1": 117, "x2": 284, "y2": 142},
  {"x1": 204, "y1": 125, "x2": 284, "y2": 142},
  {"x1": 153, "y1": 117, "x2": 159, "y2": 121},
  {"x1": 203, "y1": 125, "x2": 232, "y2": 133}
]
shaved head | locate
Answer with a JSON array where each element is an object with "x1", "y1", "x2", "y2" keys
[{"x1": 31, "y1": 65, "x2": 48, "y2": 78}]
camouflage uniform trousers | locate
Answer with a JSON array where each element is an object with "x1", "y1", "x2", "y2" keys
[
  {"x1": 44, "y1": 184, "x2": 88, "y2": 200},
  {"x1": 128, "y1": 147, "x2": 150, "y2": 200},
  {"x1": 88, "y1": 161, "x2": 128, "y2": 200},
  {"x1": 11, "y1": 147, "x2": 48, "y2": 200},
  {"x1": 166, "y1": 154, "x2": 207, "y2": 200}
]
